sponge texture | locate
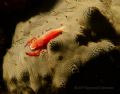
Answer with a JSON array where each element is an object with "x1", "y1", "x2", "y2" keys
[{"x1": 3, "y1": 0, "x2": 120, "y2": 93}]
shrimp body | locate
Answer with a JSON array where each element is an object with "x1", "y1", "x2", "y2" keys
[{"x1": 25, "y1": 28, "x2": 64, "y2": 56}]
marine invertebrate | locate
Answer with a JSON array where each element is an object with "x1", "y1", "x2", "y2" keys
[
  {"x1": 2, "y1": 0, "x2": 120, "y2": 94},
  {"x1": 25, "y1": 28, "x2": 64, "y2": 56}
]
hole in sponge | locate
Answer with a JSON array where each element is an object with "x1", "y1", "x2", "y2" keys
[{"x1": 49, "y1": 41, "x2": 62, "y2": 52}]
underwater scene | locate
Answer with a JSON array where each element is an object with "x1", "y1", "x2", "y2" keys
[{"x1": 0, "y1": 0, "x2": 120, "y2": 94}]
